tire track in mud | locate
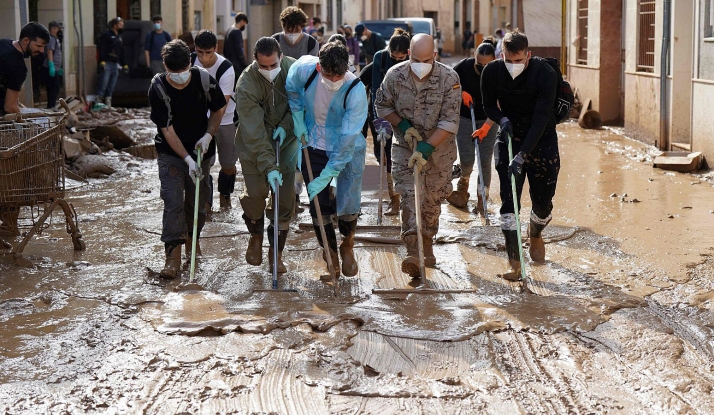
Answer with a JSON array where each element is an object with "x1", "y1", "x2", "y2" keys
[{"x1": 645, "y1": 300, "x2": 714, "y2": 365}]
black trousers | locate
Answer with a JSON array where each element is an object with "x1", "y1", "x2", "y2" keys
[
  {"x1": 42, "y1": 68, "x2": 61, "y2": 109},
  {"x1": 495, "y1": 129, "x2": 560, "y2": 220},
  {"x1": 301, "y1": 147, "x2": 335, "y2": 218}
]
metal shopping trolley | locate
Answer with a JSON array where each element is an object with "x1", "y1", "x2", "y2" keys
[{"x1": 0, "y1": 99, "x2": 85, "y2": 266}]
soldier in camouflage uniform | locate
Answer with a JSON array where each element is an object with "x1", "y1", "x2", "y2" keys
[{"x1": 374, "y1": 34, "x2": 461, "y2": 277}]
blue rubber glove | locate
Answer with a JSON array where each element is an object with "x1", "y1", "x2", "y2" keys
[
  {"x1": 292, "y1": 110, "x2": 308, "y2": 141},
  {"x1": 273, "y1": 126, "x2": 286, "y2": 146},
  {"x1": 307, "y1": 166, "x2": 340, "y2": 201},
  {"x1": 48, "y1": 62, "x2": 56, "y2": 77},
  {"x1": 267, "y1": 169, "x2": 282, "y2": 193},
  {"x1": 58, "y1": 68, "x2": 64, "y2": 77}
]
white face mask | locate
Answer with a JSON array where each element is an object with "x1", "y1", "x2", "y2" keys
[
  {"x1": 321, "y1": 76, "x2": 344, "y2": 92},
  {"x1": 284, "y1": 33, "x2": 301, "y2": 44},
  {"x1": 154, "y1": 23, "x2": 161, "y2": 31},
  {"x1": 410, "y1": 62, "x2": 432, "y2": 79},
  {"x1": 505, "y1": 62, "x2": 526, "y2": 79},
  {"x1": 259, "y1": 66, "x2": 281, "y2": 82},
  {"x1": 169, "y1": 69, "x2": 191, "y2": 84},
  {"x1": 360, "y1": 35, "x2": 368, "y2": 41}
]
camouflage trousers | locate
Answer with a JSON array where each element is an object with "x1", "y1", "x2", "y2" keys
[{"x1": 392, "y1": 135, "x2": 457, "y2": 239}]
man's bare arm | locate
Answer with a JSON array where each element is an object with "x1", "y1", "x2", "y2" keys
[
  {"x1": 160, "y1": 126, "x2": 190, "y2": 159},
  {"x1": 4, "y1": 89, "x2": 21, "y2": 114}
]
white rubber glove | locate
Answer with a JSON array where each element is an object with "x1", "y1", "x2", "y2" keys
[
  {"x1": 194, "y1": 132, "x2": 212, "y2": 154},
  {"x1": 184, "y1": 155, "x2": 202, "y2": 181}
]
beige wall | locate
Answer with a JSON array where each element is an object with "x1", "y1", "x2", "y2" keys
[
  {"x1": 691, "y1": 81, "x2": 714, "y2": 161},
  {"x1": 402, "y1": 0, "x2": 456, "y2": 53}
]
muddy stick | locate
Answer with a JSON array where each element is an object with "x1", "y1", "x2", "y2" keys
[
  {"x1": 189, "y1": 148, "x2": 203, "y2": 284},
  {"x1": 301, "y1": 136, "x2": 338, "y2": 294},
  {"x1": 470, "y1": 105, "x2": 490, "y2": 225},
  {"x1": 272, "y1": 138, "x2": 280, "y2": 289},
  {"x1": 413, "y1": 164, "x2": 426, "y2": 279},
  {"x1": 507, "y1": 134, "x2": 527, "y2": 281},
  {"x1": 377, "y1": 131, "x2": 385, "y2": 225}
]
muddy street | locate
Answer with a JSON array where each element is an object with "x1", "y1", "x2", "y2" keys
[{"x1": 1, "y1": 120, "x2": 713, "y2": 414}]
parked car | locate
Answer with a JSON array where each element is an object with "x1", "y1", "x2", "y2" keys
[
  {"x1": 388, "y1": 17, "x2": 439, "y2": 60},
  {"x1": 356, "y1": 19, "x2": 413, "y2": 67}
]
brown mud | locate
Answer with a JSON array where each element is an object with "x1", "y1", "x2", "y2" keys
[{"x1": 0, "y1": 121, "x2": 713, "y2": 413}]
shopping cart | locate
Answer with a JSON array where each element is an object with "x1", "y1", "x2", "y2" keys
[{"x1": 0, "y1": 99, "x2": 85, "y2": 266}]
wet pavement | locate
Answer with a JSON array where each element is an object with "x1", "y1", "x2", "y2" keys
[{"x1": 1, "y1": 121, "x2": 713, "y2": 414}]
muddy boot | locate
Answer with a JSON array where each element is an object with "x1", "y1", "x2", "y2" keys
[
  {"x1": 499, "y1": 230, "x2": 523, "y2": 281},
  {"x1": 267, "y1": 225, "x2": 289, "y2": 273},
  {"x1": 218, "y1": 170, "x2": 235, "y2": 210},
  {"x1": 422, "y1": 236, "x2": 436, "y2": 268},
  {"x1": 160, "y1": 242, "x2": 182, "y2": 279},
  {"x1": 104, "y1": 97, "x2": 112, "y2": 109},
  {"x1": 528, "y1": 215, "x2": 548, "y2": 262},
  {"x1": 314, "y1": 219, "x2": 340, "y2": 278},
  {"x1": 295, "y1": 194, "x2": 305, "y2": 214},
  {"x1": 401, "y1": 235, "x2": 421, "y2": 278},
  {"x1": 185, "y1": 234, "x2": 202, "y2": 259},
  {"x1": 0, "y1": 238, "x2": 10, "y2": 250},
  {"x1": 385, "y1": 174, "x2": 400, "y2": 216},
  {"x1": 244, "y1": 214, "x2": 264, "y2": 266},
  {"x1": 473, "y1": 188, "x2": 490, "y2": 215},
  {"x1": 338, "y1": 218, "x2": 358, "y2": 277},
  {"x1": 447, "y1": 176, "x2": 470, "y2": 208}
]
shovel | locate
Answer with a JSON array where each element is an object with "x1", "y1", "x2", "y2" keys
[
  {"x1": 301, "y1": 136, "x2": 338, "y2": 295},
  {"x1": 470, "y1": 105, "x2": 490, "y2": 225},
  {"x1": 507, "y1": 133, "x2": 527, "y2": 281},
  {"x1": 412, "y1": 163, "x2": 426, "y2": 279},
  {"x1": 176, "y1": 147, "x2": 205, "y2": 292},
  {"x1": 377, "y1": 130, "x2": 386, "y2": 225}
]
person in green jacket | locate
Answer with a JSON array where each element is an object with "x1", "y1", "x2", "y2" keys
[{"x1": 235, "y1": 37, "x2": 298, "y2": 273}]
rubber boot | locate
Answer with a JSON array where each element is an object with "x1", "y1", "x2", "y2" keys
[
  {"x1": 267, "y1": 225, "x2": 289, "y2": 273},
  {"x1": 385, "y1": 173, "x2": 400, "y2": 216},
  {"x1": 185, "y1": 234, "x2": 202, "y2": 259},
  {"x1": 529, "y1": 218, "x2": 547, "y2": 262},
  {"x1": 447, "y1": 176, "x2": 470, "y2": 208},
  {"x1": 314, "y1": 219, "x2": 340, "y2": 278},
  {"x1": 401, "y1": 235, "x2": 421, "y2": 278},
  {"x1": 338, "y1": 218, "x2": 358, "y2": 277},
  {"x1": 160, "y1": 242, "x2": 182, "y2": 279},
  {"x1": 473, "y1": 188, "x2": 490, "y2": 215},
  {"x1": 244, "y1": 214, "x2": 264, "y2": 266},
  {"x1": 104, "y1": 97, "x2": 112, "y2": 109},
  {"x1": 218, "y1": 170, "x2": 235, "y2": 210},
  {"x1": 422, "y1": 236, "x2": 436, "y2": 268},
  {"x1": 295, "y1": 194, "x2": 305, "y2": 214},
  {"x1": 499, "y1": 230, "x2": 523, "y2": 281}
]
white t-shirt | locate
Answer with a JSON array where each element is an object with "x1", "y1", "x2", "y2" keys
[
  {"x1": 312, "y1": 71, "x2": 357, "y2": 150},
  {"x1": 194, "y1": 53, "x2": 236, "y2": 126}
]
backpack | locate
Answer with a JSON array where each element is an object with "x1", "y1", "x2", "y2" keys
[
  {"x1": 150, "y1": 66, "x2": 215, "y2": 129},
  {"x1": 272, "y1": 33, "x2": 317, "y2": 54},
  {"x1": 304, "y1": 68, "x2": 362, "y2": 110},
  {"x1": 543, "y1": 57, "x2": 574, "y2": 123}
]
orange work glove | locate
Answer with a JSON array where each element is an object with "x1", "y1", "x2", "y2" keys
[
  {"x1": 471, "y1": 123, "x2": 492, "y2": 143},
  {"x1": 461, "y1": 91, "x2": 473, "y2": 108}
]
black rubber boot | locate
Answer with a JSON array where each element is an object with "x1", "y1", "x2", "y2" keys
[
  {"x1": 500, "y1": 230, "x2": 523, "y2": 281},
  {"x1": 338, "y1": 218, "x2": 358, "y2": 277},
  {"x1": 243, "y1": 214, "x2": 264, "y2": 266},
  {"x1": 267, "y1": 225, "x2": 289, "y2": 273},
  {"x1": 314, "y1": 219, "x2": 340, "y2": 278}
]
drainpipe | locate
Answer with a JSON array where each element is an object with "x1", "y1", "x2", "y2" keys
[
  {"x1": 659, "y1": 0, "x2": 671, "y2": 151},
  {"x1": 72, "y1": 0, "x2": 85, "y2": 99}
]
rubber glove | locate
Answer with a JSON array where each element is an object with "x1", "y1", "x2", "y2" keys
[
  {"x1": 267, "y1": 169, "x2": 282, "y2": 193},
  {"x1": 307, "y1": 166, "x2": 340, "y2": 201},
  {"x1": 461, "y1": 91, "x2": 473, "y2": 108},
  {"x1": 99, "y1": 61, "x2": 106, "y2": 72},
  {"x1": 509, "y1": 151, "x2": 525, "y2": 178},
  {"x1": 472, "y1": 123, "x2": 492, "y2": 142},
  {"x1": 397, "y1": 118, "x2": 423, "y2": 148},
  {"x1": 499, "y1": 117, "x2": 513, "y2": 138},
  {"x1": 48, "y1": 61, "x2": 56, "y2": 77},
  {"x1": 58, "y1": 68, "x2": 64, "y2": 77},
  {"x1": 122, "y1": 65, "x2": 129, "y2": 74},
  {"x1": 273, "y1": 126, "x2": 286, "y2": 146},
  {"x1": 292, "y1": 110, "x2": 308, "y2": 141},
  {"x1": 407, "y1": 141, "x2": 435, "y2": 169},
  {"x1": 194, "y1": 132, "x2": 212, "y2": 154},
  {"x1": 184, "y1": 155, "x2": 202, "y2": 181},
  {"x1": 373, "y1": 117, "x2": 393, "y2": 137}
]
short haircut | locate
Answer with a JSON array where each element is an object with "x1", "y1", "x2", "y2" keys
[
  {"x1": 388, "y1": 28, "x2": 410, "y2": 54},
  {"x1": 482, "y1": 36, "x2": 497, "y2": 47},
  {"x1": 109, "y1": 17, "x2": 123, "y2": 29},
  {"x1": 312, "y1": 17, "x2": 321, "y2": 25},
  {"x1": 152, "y1": 15, "x2": 162, "y2": 22},
  {"x1": 235, "y1": 12, "x2": 248, "y2": 24},
  {"x1": 328, "y1": 34, "x2": 346, "y2": 47},
  {"x1": 280, "y1": 6, "x2": 308, "y2": 31},
  {"x1": 476, "y1": 42, "x2": 496, "y2": 57},
  {"x1": 48, "y1": 21, "x2": 60, "y2": 29},
  {"x1": 194, "y1": 29, "x2": 217, "y2": 49},
  {"x1": 253, "y1": 36, "x2": 282, "y2": 59},
  {"x1": 19, "y1": 22, "x2": 50, "y2": 43},
  {"x1": 318, "y1": 41, "x2": 349, "y2": 76},
  {"x1": 503, "y1": 31, "x2": 528, "y2": 54},
  {"x1": 162, "y1": 39, "x2": 191, "y2": 71}
]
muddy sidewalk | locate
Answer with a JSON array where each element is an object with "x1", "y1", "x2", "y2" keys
[{"x1": 0, "y1": 121, "x2": 713, "y2": 414}]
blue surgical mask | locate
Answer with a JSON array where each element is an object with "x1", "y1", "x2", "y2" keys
[
  {"x1": 169, "y1": 69, "x2": 191, "y2": 84},
  {"x1": 154, "y1": 23, "x2": 161, "y2": 31}
]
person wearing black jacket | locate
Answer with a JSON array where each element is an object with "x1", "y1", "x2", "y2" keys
[
  {"x1": 480, "y1": 31, "x2": 559, "y2": 280},
  {"x1": 223, "y1": 12, "x2": 249, "y2": 78},
  {"x1": 94, "y1": 17, "x2": 128, "y2": 108}
]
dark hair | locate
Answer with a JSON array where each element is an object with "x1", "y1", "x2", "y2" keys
[
  {"x1": 312, "y1": 17, "x2": 322, "y2": 25},
  {"x1": 318, "y1": 42, "x2": 349, "y2": 76},
  {"x1": 280, "y1": 6, "x2": 308, "y2": 31},
  {"x1": 482, "y1": 35, "x2": 496, "y2": 47},
  {"x1": 19, "y1": 22, "x2": 50, "y2": 43},
  {"x1": 48, "y1": 21, "x2": 60, "y2": 29},
  {"x1": 476, "y1": 42, "x2": 496, "y2": 57},
  {"x1": 109, "y1": 17, "x2": 122, "y2": 29},
  {"x1": 503, "y1": 30, "x2": 528, "y2": 53},
  {"x1": 388, "y1": 27, "x2": 410, "y2": 54},
  {"x1": 194, "y1": 29, "x2": 217, "y2": 49},
  {"x1": 235, "y1": 12, "x2": 248, "y2": 24},
  {"x1": 317, "y1": 27, "x2": 324, "y2": 35},
  {"x1": 328, "y1": 34, "x2": 347, "y2": 47},
  {"x1": 152, "y1": 15, "x2": 163, "y2": 22},
  {"x1": 162, "y1": 39, "x2": 191, "y2": 71},
  {"x1": 253, "y1": 36, "x2": 282, "y2": 59}
]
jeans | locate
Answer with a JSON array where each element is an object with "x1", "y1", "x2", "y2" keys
[
  {"x1": 455, "y1": 116, "x2": 498, "y2": 187},
  {"x1": 95, "y1": 62, "x2": 119, "y2": 100}
]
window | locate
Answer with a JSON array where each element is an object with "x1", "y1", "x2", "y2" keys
[
  {"x1": 637, "y1": 0, "x2": 656, "y2": 72},
  {"x1": 706, "y1": 0, "x2": 714, "y2": 38},
  {"x1": 337, "y1": 0, "x2": 343, "y2": 29},
  {"x1": 150, "y1": 0, "x2": 161, "y2": 18},
  {"x1": 577, "y1": 0, "x2": 588, "y2": 64}
]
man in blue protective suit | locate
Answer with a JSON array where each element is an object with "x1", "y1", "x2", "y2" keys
[{"x1": 286, "y1": 41, "x2": 368, "y2": 277}]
